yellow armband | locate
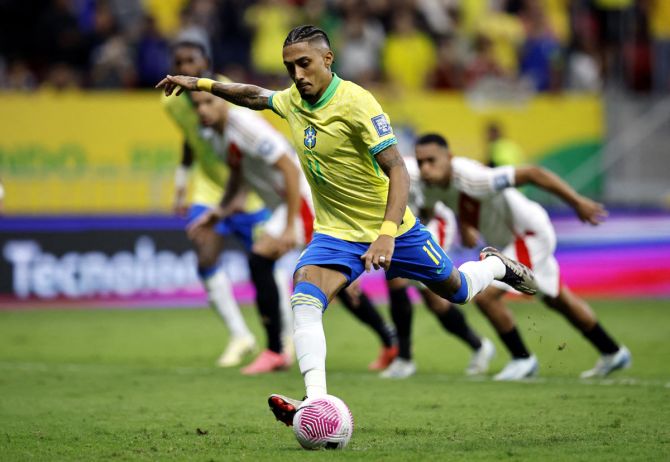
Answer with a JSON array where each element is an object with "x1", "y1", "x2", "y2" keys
[
  {"x1": 196, "y1": 78, "x2": 215, "y2": 92},
  {"x1": 379, "y1": 220, "x2": 398, "y2": 237}
]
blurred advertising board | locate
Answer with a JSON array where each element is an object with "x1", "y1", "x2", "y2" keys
[
  {"x1": 0, "y1": 216, "x2": 203, "y2": 307},
  {"x1": 1, "y1": 210, "x2": 669, "y2": 308},
  {"x1": 0, "y1": 91, "x2": 602, "y2": 214}
]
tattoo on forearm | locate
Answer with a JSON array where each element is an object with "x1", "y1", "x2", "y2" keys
[{"x1": 211, "y1": 83, "x2": 271, "y2": 110}]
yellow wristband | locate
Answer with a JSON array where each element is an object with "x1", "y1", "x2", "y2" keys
[
  {"x1": 379, "y1": 220, "x2": 398, "y2": 237},
  {"x1": 196, "y1": 78, "x2": 215, "y2": 92}
]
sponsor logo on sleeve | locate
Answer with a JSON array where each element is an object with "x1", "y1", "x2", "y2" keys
[
  {"x1": 371, "y1": 114, "x2": 392, "y2": 137},
  {"x1": 493, "y1": 173, "x2": 511, "y2": 191},
  {"x1": 257, "y1": 139, "x2": 274, "y2": 158}
]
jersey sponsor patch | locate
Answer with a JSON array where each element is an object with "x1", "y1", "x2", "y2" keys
[
  {"x1": 493, "y1": 173, "x2": 511, "y2": 191},
  {"x1": 371, "y1": 114, "x2": 392, "y2": 137}
]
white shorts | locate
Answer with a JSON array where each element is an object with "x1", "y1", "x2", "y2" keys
[
  {"x1": 261, "y1": 198, "x2": 314, "y2": 246},
  {"x1": 493, "y1": 219, "x2": 561, "y2": 298}
]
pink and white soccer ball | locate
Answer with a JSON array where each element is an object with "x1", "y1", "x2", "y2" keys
[{"x1": 292, "y1": 394, "x2": 354, "y2": 450}]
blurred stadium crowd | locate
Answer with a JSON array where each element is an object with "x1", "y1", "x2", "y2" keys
[{"x1": 0, "y1": 0, "x2": 669, "y2": 94}]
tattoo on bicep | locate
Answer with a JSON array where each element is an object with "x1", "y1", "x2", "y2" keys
[{"x1": 375, "y1": 147, "x2": 405, "y2": 175}]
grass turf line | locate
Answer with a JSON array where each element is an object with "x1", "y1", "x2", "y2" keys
[{"x1": 0, "y1": 299, "x2": 669, "y2": 461}]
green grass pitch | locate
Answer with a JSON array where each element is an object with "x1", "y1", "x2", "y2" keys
[{"x1": 1, "y1": 299, "x2": 669, "y2": 461}]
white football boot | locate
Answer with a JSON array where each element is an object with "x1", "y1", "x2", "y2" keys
[
  {"x1": 580, "y1": 346, "x2": 632, "y2": 379},
  {"x1": 493, "y1": 355, "x2": 539, "y2": 381},
  {"x1": 380, "y1": 358, "x2": 417, "y2": 379},
  {"x1": 216, "y1": 335, "x2": 257, "y2": 367},
  {"x1": 466, "y1": 338, "x2": 496, "y2": 376}
]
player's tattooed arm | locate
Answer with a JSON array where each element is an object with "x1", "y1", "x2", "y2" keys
[
  {"x1": 515, "y1": 165, "x2": 608, "y2": 225},
  {"x1": 155, "y1": 75, "x2": 272, "y2": 111},
  {"x1": 376, "y1": 145, "x2": 410, "y2": 226},
  {"x1": 210, "y1": 82, "x2": 273, "y2": 111},
  {"x1": 361, "y1": 144, "x2": 409, "y2": 272}
]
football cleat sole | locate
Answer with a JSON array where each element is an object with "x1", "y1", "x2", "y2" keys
[{"x1": 480, "y1": 247, "x2": 538, "y2": 296}]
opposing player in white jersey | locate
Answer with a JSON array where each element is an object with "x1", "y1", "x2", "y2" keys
[
  {"x1": 187, "y1": 90, "x2": 312, "y2": 374},
  {"x1": 415, "y1": 133, "x2": 631, "y2": 380},
  {"x1": 380, "y1": 156, "x2": 496, "y2": 379}
]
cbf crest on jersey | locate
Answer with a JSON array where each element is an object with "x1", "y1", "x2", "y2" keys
[
  {"x1": 371, "y1": 114, "x2": 392, "y2": 137},
  {"x1": 304, "y1": 126, "x2": 317, "y2": 149}
]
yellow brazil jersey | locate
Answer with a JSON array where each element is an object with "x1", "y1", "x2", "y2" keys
[
  {"x1": 161, "y1": 75, "x2": 264, "y2": 211},
  {"x1": 268, "y1": 74, "x2": 416, "y2": 243}
]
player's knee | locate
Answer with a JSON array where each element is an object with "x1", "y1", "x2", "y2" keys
[
  {"x1": 293, "y1": 267, "x2": 310, "y2": 286},
  {"x1": 447, "y1": 271, "x2": 470, "y2": 305},
  {"x1": 196, "y1": 250, "x2": 219, "y2": 270},
  {"x1": 251, "y1": 236, "x2": 280, "y2": 260},
  {"x1": 291, "y1": 281, "x2": 328, "y2": 312},
  {"x1": 387, "y1": 278, "x2": 408, "y2": 291},
  {"x1": 425, "y1": 270, "x2": 469, "y2": 305}
]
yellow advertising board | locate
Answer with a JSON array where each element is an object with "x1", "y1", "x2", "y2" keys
[{"x1": 0, "y1": 90, "x2": 602, "y2": 214}]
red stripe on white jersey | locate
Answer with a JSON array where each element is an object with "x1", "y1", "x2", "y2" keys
[
  {"x1": 514, "y1": 237, "x2": 532, "y2": 269},
  {"x1": 435, "y1": 217, "x2": 446, "y2": 248}
]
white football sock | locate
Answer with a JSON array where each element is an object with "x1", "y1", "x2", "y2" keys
[
  {"x1": 274, "y1": 267, "x2": 293, "y2": 340},
  {"x1": 458, "y1": 257, "x2": 505, "y2": 302},
  {"x1": 293, "y1": 303, "x2": 327, "y2": 397},
  {"x1": 203, "y1": 268, "x2": 252, "y2": 339},
  {"x1": 481, "y1": 255, "x2": 506, "y2": 279}
]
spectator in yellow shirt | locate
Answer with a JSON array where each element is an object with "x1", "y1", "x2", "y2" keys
[
  {"x1": 475, "y1": 6, "x2": 525, "y2": 76},
  {"x1": 245, "y1": 0, "x2": 297, "y2": 77},
  {"x1": 382, "y1": 9, "x2": 436, "y2": 90}
]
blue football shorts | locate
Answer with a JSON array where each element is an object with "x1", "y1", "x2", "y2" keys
[
  {"x1": 187, "y1": 204, "x2": 270, "y2": 251},
  {"x1": 294, "y1": 221, "x2": 453, "y2": 285}
]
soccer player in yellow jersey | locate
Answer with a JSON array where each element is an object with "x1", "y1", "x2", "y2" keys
[
  {"x1": 157, "y1": 25, "x2": 536, "y2": 426},
  {"x1": 165, "y1": 32, "x2": 291, "y2": 370}
]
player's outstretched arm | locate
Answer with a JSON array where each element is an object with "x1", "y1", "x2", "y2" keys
[
  {"x1": 515, "y1": 165, "x2": 608, "y2": 225},
  {"x1": 155, "y1": 75, "x2": 273, "y2": 111},
  {"x1": 360, "y1": 145, "x2": 410, "y2": 272}
]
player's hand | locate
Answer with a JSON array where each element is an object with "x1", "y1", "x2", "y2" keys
[
  {"x1": 574, "y1": 197, "x2": 608, "y2": 225},
  {"x1": 277, "y1": 226, "x2": 298, "y2": 254},
  {"x1": 155, "y1": 75, "x2": 198, "y2": 96},
  {"x1": 460, "y1": 223, "x2": 479, "y2": 248},
  {"x1": 361, "y1": 235, "x2": 395, "y2": 272},
  {"x1": 186, "y1": 209, "x2": 223, "y2": 242}
]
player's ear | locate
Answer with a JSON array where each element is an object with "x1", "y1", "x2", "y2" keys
[{"x1": 323, "y1": 49, "x2": 334, "y2": 68}]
